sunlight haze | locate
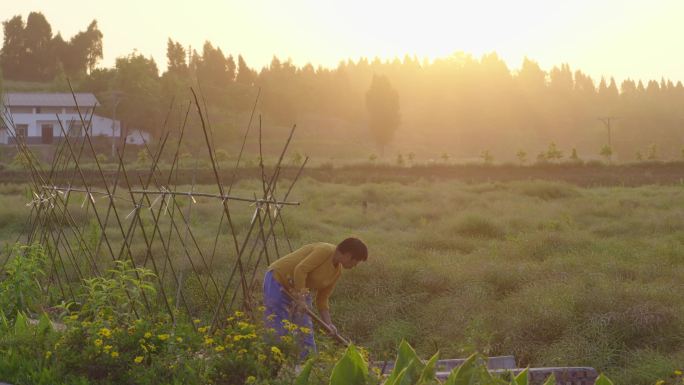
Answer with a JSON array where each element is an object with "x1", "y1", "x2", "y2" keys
[{"x1": 4, "y1": 0, "x2": 684, "y2": 82}]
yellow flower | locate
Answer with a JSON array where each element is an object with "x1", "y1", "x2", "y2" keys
[
  {"x1": 204, "y1": 338, "x2": 214, "y2": 345},
  {"x1": 237, "y1": 321, "x2": 250, "y2": 329},
  {"x1": 198, "y1": 326, "x2": 208, "y2": 333},
  {"x1": 257, "y1": 306, "x2": 266, "y2": 312},
  {"x1": 94, "y1": 339, "x2": 103, "y2": 347},
  {"x1": 69, "y1": 314, "x2": 78, "y2": 320},
  {"x1": 193, "y1": 319, "x2": 201, "y2": 324},
  {"x1": 655, "y1": 381, "x2": 665, "y2": 385},
  {"x1": 299, "y1": 327, "x2": 312, "y2": 334},
  {"x1": 110, "y1": 351, "x2": 119, "y2": 358},
  {"x1": 134, "y1": 356, "x2": 144, "y2": 364},
  {"x1": 234, "y1": 310, "x2": 245, "y2": 317},
  {"x1": 238, "y1": 348, "x2": 247, "y2": 355},
  {"x1": 226, "y1": 316, "x2": 235, "y2": 322},
  {"x1": 98, "y1": 328, "x2": 112, "y2": 338},
  {"x1": 214, "y1": 345, "x2": 225, "y2": 352},
  {"x1": 176, "y1": 337, "x2": 183, "y2": 343},
  {"x1": 270, "y1": 346, "x2": 284, "y2": 362},
  {"x1": 157, "y1": 334, "x2": 169, "y2": 341},
  {"x1": 104, "y1": 345, "x2": 112, "y2": 352},
  {"x1": 246, "y1": 376, "x2": 256, "y2": 384},
  {"x1": 280, "y1": 335, "x2": 293, "y2": 343},
  {"x1": 257, "y1": 353, "x2": 266, "y2": 361},
  {"x1": 45, "y1": 351, "x2": 52, "y2": 359},
  {"x1": 675, "y1": 370, "x2": 683, "y2": 376},
  {"x1": 144, "y1": 332, "x2": 152, "y2": 339}
]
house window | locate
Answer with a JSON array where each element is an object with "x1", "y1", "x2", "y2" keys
[
  {"x1": 15, "y1": 124, "x2": 28, "y2": 140},
  {"x1": 35, "y1": 107, "x2": 41, "y2": 114}
]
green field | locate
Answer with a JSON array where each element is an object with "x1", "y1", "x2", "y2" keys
[{"x1": 1, "y1": 178, "x2": 683, "y2": 384}]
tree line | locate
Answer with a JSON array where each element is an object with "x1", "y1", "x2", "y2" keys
[
  {"x1": 3, "y1": 12, "x2": 684, "y2": 161},
  {"x1": 1, "y1": 12, "x2": 102, "y2": 82}
]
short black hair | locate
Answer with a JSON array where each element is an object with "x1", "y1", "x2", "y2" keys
[{"x1": 337, "y1": 237, "x2": 368, "y2": 261}]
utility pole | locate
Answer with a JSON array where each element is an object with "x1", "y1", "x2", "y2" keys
[{"x1": 110, "y1": 91, "x2": 123, "y2": 160}]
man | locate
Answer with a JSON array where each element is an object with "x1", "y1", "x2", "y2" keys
[{"x1": 263, "y1": 238, "x2": 368, "y2": 356}]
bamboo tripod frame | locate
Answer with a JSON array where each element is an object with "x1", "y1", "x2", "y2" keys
[{"x1": 1, "y1": 86, "x2": 308, "y2": 330}]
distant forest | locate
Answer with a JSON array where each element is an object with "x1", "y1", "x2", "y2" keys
[{"x1": 3, "y1": 11, "x2": 684, "y2": 161}]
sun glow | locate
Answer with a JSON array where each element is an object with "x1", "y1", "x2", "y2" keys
[{"x1": 4, "y1": 0, "x2": 684, "y2": 81}]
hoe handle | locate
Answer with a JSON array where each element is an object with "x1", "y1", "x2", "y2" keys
[{"x1": 283, "y1": 289, "x2": 352, "y2": 346}]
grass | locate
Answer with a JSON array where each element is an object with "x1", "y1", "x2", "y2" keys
[{"x1": 1, "y1": 178, "x2": 683, "y2": 384}]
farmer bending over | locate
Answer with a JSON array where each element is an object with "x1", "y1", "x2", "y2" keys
[{"x1": 263, "y1": 238, "x2": 368, "y2": 356}]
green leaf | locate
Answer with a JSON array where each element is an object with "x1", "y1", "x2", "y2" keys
[
  {"x1": 329, "y1": 344, "x2": 368, "y2": 385},
  {"x1": 398, "y1": 359, "x2": 423, "y2": 385},
  {"x1": 0, "y1": 310, "x2": 8, "y2": 329},
  {"x1": 37, "y1": 312, "x2": 52, "y2": 335},
  {"x1": 444, "y1": 354, "x2": 479, "y2": 385},
  {"x1": 594, "y1": 374, "x2": 614, "y2": 385},
  {"x1": 14, "y1": 312, "x2": 28, "y2": 336},
  {"x1": 386, "y1": 367, "x2": 408, "y2": 385},
  {"x1": 294, "y1": 358, "x2": 315, "y2": 385},
  {"x1": 386, "y1": 340, "x2": 424, "y2": 385},
  {"x1": 512, "y1": 367, "x2": 529, "y2": 385},
  {"x1": 541, "y1": 373, "x2": 556, "y2": 385},
  {"x1": 418, "y1": 352, "x2": 440, "y2": 384}
]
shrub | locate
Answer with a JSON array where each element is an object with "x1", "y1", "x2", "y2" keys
[
  {"x1": 0, "y1": 244, "x2": 48, "y2": 318},
  {"x1": 452, "y1": 216, "x2": 505, "y2": 239},
  {"x1": 517, "y1": 181, "x2": 579, "y2": 200}
]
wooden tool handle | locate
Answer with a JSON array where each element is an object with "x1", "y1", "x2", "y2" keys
[{"x1": 283, "y1": 289, "x2": 352, "y2": 346}]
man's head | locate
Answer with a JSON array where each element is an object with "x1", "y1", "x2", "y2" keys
[{"x1": 335, "y1": 237, "x2": 368, "y2": 269}]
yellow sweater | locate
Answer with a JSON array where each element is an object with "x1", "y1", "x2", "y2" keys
[{"x1": 268, "y1": 242, "x2": 341, "y2": 311}]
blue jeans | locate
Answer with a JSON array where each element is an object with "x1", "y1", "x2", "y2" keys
[{"x1": 263, "y1": 270, "x2": 316, "y2": 358}]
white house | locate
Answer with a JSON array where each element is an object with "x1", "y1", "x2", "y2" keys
[{"x1": 0, "y1": 92, "x2": 121, "y2": 145}]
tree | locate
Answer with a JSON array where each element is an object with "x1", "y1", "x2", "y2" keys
[
  {"x1": 545, "y1": 142, "x2": 563, "y2": 162},
  {"x1": 236, "y1": 55, "x2": 256, "y2": 85},
  {"x1": 114, "y1": 53, "x2": 161, "y2": 136},
  {"x1": 166, "y1": 39, "x2": 187, "y2": 75},
  {"x1": 24, "y1": 12, "x2": 55, "y2": 81},
  {"x1": 600, "y1": 145, "x2": 613, "y2": 163},
  {"x1": 197, "y1": 41, "x2": 231, "y2": 89},
  {"x1": 365, "y1": 74, "x2": 400, "y2": 156},
  {"x1": 65, "y1": 20, "x2": 103, "y2": 77},
  {"x1": 516, "y1": 150, "x2": 527, "y2": 165},
  {"x1": 1, "y1": 15, "x2": 27, "y2": 80},
  {"x1": 569, "y1": 148, "x2": 580, "y2": 162},
  {"x1": 480, "y1": 150, "x2": 493, "y2": 165}
]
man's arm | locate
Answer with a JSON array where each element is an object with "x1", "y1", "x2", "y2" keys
[
  {"x1": 319, "y1": 308, "x2": 338, "y2": 335},
  {"x1": 316, "y1": 283, "x2": 338, "y2": 334}
]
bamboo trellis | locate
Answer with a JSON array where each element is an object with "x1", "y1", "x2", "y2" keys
[{"x1": 1, "y1": 86, "x2": 307, "y2": 329}]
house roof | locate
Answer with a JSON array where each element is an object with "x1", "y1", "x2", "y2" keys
[{"x1": 3, "y1": 93, "x2": 99, "y2": 107}]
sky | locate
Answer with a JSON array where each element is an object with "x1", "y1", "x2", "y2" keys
[{"x1": 4, "y1": 0, "x2": 684, "y2": 83}]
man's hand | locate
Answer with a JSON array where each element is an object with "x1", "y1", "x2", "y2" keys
[
  {"x1": 291, "y1": 291, "x2": 308, "y2": 313},
  {"x1": 319, "y1": 309, "x2": 338, "y2": 335}
]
